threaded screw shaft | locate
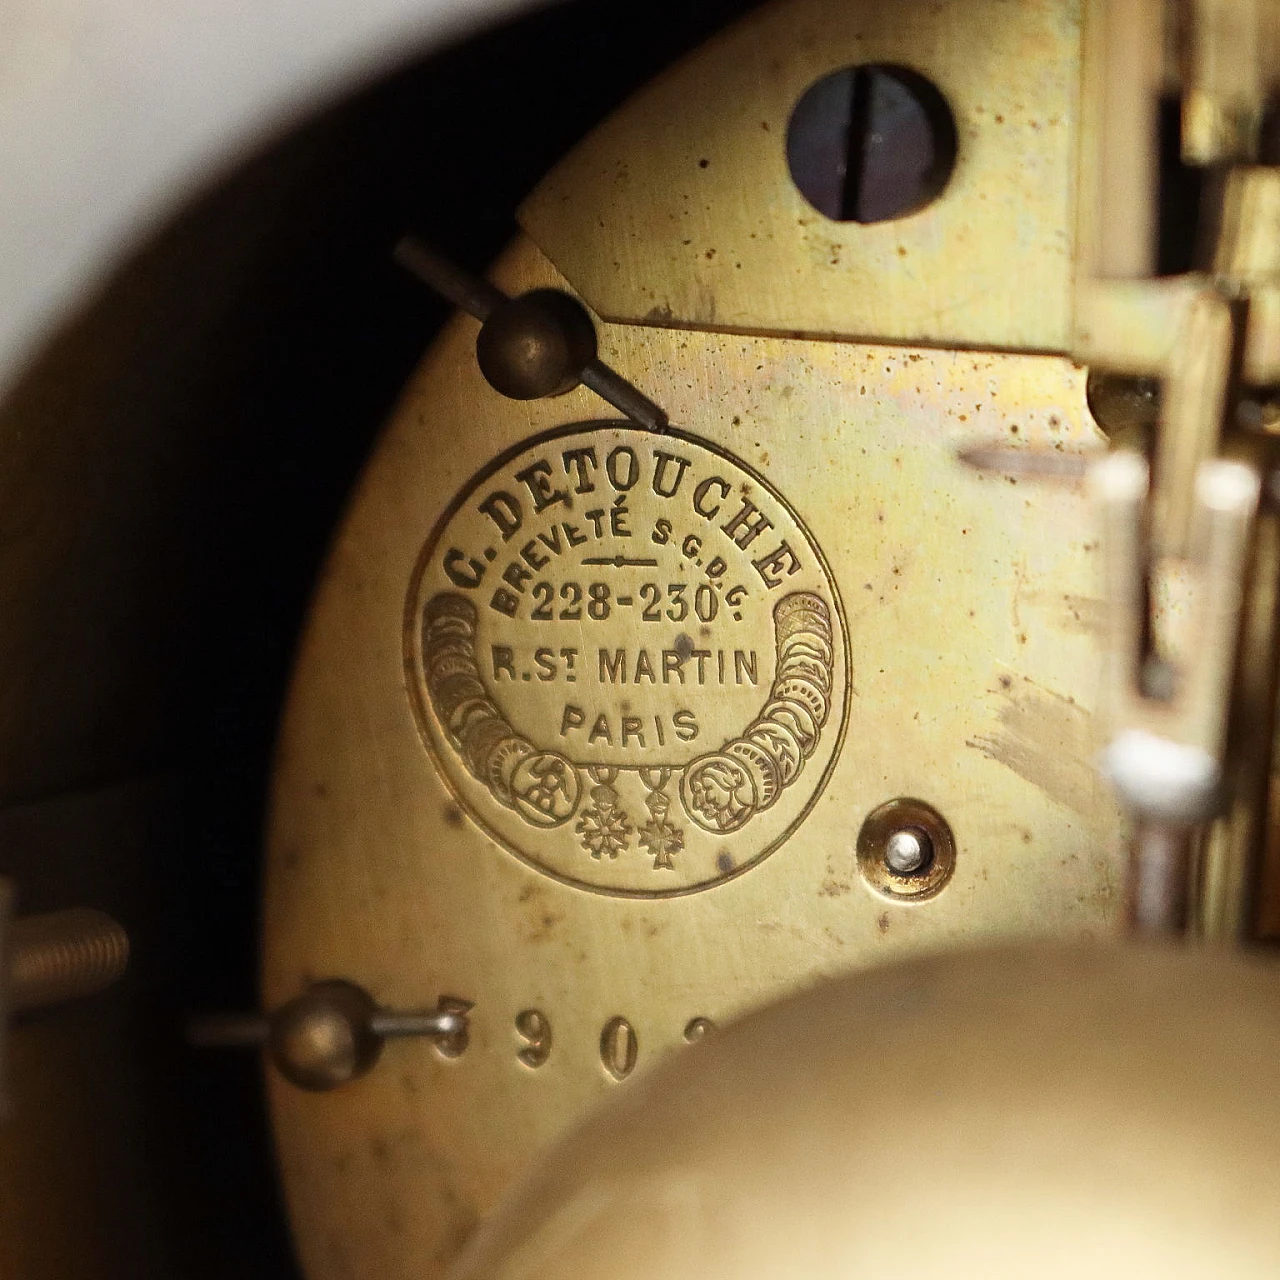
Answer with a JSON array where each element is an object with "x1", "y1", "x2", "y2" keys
[{"x1": 7, "y1": 908, "x2": 130, "y2": 1015}]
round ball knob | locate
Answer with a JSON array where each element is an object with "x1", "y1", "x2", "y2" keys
[
  {"x1": 454, "y1": 944, "x2": 1280, "y2": 1280},
  {"x1": 476, "y1": 289, "x2": 598, "y2": 400},
  {"x1": 269, "y1": 980, "x2": 382, "y2": 1092}
]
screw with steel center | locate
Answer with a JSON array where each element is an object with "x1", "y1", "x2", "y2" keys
[
  {"x1": 884, "y1": 827, "x2": 933, "y2": 876},
  {"x1": 857, "y1": 799, "x2": 956, "y2": 899},
  {"x1": 189, "y1": 980, "x2": 472, "y2": 1091}
]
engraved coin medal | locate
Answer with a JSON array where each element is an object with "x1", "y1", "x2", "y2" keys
[
  {"x1": 408, "y1": 426, "x2": 846, "y2": 893},
  {"x1": 264, "y1": 2, "x2": 1128, "y2": 1278}
]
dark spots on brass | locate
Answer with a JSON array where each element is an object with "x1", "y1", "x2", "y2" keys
[
  {"x1": 528, "y1": 911, "x2": 563, "y2": 943},
  {"x1": 674, "y1": 632, "x2": 695, "y2": 661},
  {"x1": 698, "y1": 158, "x2": 710, "y2": 169},
  {"x1": 717, "y1": 851, "x2": 735, "y2": 874},
  {"x1": 443, "y1": 804, "x2": 465, "y2": 829},
  {"x1": 877, "y1": 911, "x2": 891, "y2": 933},
  {"x1": 312, "y1": 781, "x2": 328, "y2": 799}
]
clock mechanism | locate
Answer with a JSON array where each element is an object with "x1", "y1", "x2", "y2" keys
[
  {"x1": 252, "y1": 0, "x2": 1280, "y2": 1273},
  {"x1": 9, "y1": 0, "x2": 1280, "y2": 1276}
]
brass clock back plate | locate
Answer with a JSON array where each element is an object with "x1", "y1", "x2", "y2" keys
[{"x1": 263, "y1": 2, "x2": 1122, "y2": 1277}]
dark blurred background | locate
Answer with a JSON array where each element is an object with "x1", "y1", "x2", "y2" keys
[{"x1": 0, "y1": 2, "x2": 757, "y2": 1275}]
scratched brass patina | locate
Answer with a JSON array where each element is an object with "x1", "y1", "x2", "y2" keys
[
  {"x1": 264, "y1": 241, "x2": 1124, "y2": 1280},
  {"x1": 519, "y1": 0, "x2": 1081, "y2": 353},
  {"x1": 406, "y1": 424, "x2": 848, "y2": 894},
  {"x1": 263, "y1": 1, "x2": 1128, "y2": 1277}
]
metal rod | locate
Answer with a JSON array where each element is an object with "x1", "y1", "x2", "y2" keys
[
  {"x1": 368, "y1": 1010, "x2": 465, "y2": 1039},
  {"x1": 581, "y1": 359, "x2": 669, "y2": 433},
  {"x1": 394, "y1": 236, "x2": 505, "y2": 322},
  {"x1": 395, "y1": 235, "x2": 670, "y2": 433},
  {"x1": 1128, "y1": 821, "x2": 1193, "y2": 934},
  {"x1": 186, "y1": 1013, "x2": 272, "y2": 1049},
  {"x1": 189, "y1": 1005, "x2": 466, "y2": 1048}
]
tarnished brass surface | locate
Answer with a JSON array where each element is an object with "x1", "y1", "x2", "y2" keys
[
  {"x1": 250, "y1": 1, "x2": 1212, "y2": 1274},
  {"x1": 452, "y1": 944, "x2": 1280, "y2": 1280},
  {"x1": 264, "y1": 233, "x2": 1123, "y2": 1279},
  {"x1": 520, "y1": 0, "x2": 1081, "y2": 353}
]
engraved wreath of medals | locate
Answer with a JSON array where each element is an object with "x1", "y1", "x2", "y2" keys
[{"x1": 406, "y1": 424, "x2": 848, "y2": 895}]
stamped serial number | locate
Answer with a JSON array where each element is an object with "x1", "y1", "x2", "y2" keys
[{"x1": 438, "y1": 1007, "x2": 715, "y2": 1080}]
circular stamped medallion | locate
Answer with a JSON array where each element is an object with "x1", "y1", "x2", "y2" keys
[{"x1": 405, "y1": 423, "x2": 848, "y2": 896}]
